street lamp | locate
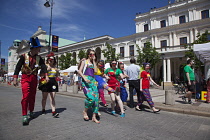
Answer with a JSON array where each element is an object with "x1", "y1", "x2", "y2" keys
[
  {"x1": 161, "y1": 53, "x2": 165, "y2": 90},
  {"x1": 44, "y1": 0, "x2": 54, "y2": 54}
]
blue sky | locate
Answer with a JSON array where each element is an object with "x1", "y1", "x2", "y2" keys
[{"x1": 0, "y1": 0, "x2": 175, "y2": 62}]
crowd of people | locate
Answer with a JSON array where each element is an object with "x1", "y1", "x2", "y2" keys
[{"x1": 10, "y1": 37, "x2": 210, "y2": 126}]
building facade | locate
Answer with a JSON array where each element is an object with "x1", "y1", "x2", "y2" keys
[{"x1": 10, "y1": 0, "x2": 210, "y2": 88}]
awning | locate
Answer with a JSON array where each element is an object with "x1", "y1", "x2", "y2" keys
[{"x1": 193, "y1": 42, "x2": 210, "y2": 63}]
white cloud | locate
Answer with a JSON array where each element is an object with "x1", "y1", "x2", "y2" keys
[
  {"x1": 52, "y1": 23, "x2": 85, "y2": 42},
  {"x1": 34, "y1": 0, "x2": 89, "y2": 19},
  {"x1": 0, "y1": 24, "x2": 32, "y2": 34}
]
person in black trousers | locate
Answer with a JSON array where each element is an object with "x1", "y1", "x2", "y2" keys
[{"x1": 125, "y1": 58, "x2": 142, "y2": 110}]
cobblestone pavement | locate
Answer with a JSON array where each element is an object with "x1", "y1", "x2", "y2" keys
[{"x1": 1, "y1": 85, "x2": 210, "y2": 140}]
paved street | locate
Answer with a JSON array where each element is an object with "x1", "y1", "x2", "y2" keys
[{"x1": 1, "y1": 84, "x2": 210, "y2": 140}]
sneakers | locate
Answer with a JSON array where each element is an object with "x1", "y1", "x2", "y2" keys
[
  {"x1": 42, "y1": 109, "x2": 46, "y2": 115},
  {"x1": 111, "y1": 111, "x2": 116, "y2": 115},
  {"x1": 52, "y1": 112, "x2": 59, "y2": 118},
  {"x1": 120, "y1": 113, "x2": 125, "y2": 117},
  {"x1": 29, "y1": 112, "x2": 35, "y2": 119},
  {"x1": 188, "y1": 100, "x2": 194, "y2": 104},
  {"x1": 181, "y1": 96, "x2": 187, "y2": 102},
  {"x1": 22, "y1": 115, "x2": 29, "y2": 126}
]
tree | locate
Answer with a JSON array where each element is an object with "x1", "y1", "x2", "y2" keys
[
  {"x1": 185, "y1": 30, "x2": 210, "y2": 69},
  {"x1": 102, "y1": 43, "x2": 119, "y2": 63},
  {"x1": 58, "y1": 52, "x2": 72, "y2": 70},
  {"x1": 136, "y1": 41, "x2": 160, "y2": 69},
  {"x1": 78, "y1": 50, "x2": 86, "y2": 60},
  {"x1": 58, "y1": 54, "x2": 66, "y2": 70}
]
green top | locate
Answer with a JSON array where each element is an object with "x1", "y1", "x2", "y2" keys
[
  {"x1": 105, "y1": 68, "x2": 122, "y2": 81},
  {"x1": 184, "y1": 65, "x2": 195, "y2": 81}
]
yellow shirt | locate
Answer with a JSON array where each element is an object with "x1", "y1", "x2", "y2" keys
[{"x1": 94, "y1": 68, "x2": 103, "y2": 76}]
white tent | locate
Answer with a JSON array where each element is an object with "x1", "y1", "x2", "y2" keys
[
  {"x1": 193, "y1": 42, "x2": 210, "y2": 63},
  {"x1": 60, "y1": 66, "x2": 78, "y2": 73}
]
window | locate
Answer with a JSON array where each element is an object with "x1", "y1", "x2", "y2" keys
[
  {"x1": 160, "y1": 40, "x2": 167, "y2": 48},
  {"x1": 160, "y1": 20, "x2": 166, "y2": 28},
  {"x1": 180, "y1": 37, "x2": 187, "y2": 45},
  {"x1": 120, "y1": 47, "x2": 124, "y2": 57},
  {"x1": 144, "y1": 24, "x2": 148, "y2": 32},
  {"x1": 201, "y1": 10, "x2": 209, "y2": 19},
  {"x1": 207, "y1": 34, "x2": 210, "y2": 41},
  {"x1": 129, "y1": 45, "x2": 134, "y2": 56},
  {"x1": 179, "y1": 15, "x2": 186, "y2": 24}
]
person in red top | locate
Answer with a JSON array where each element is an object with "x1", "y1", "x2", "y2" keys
[
  {"x1": 13, "y1": 37, "x2": 49, "y2": 125},
  {"x1": 140, "y1": 63, "x2": 160, "y2": 113}
]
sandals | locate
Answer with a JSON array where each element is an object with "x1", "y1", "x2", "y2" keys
[
  {"x1": 92, "y1": 118, "x2": 100, "y2": 124},
  {"x1": 83, "y1": 111, "x2": 89, "y2": 121}
]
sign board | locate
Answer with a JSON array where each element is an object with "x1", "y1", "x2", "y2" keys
[
  {"x1": 1, "y1": 58, "x2": 5, "y2": 66},
  {"x1": 201, "y1": 91, "x2": 207, "y2": 101},
  {"x1": 52, "y1": 35, "x2": 59, "y2": 52}
]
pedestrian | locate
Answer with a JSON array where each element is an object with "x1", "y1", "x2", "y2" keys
[
  {"x1": 104, "y1": 60, "x2": 128, "y2": 117},
  {"x1": 205, "y1": 66, "x2": 210, "y2": 103},
  {"x1": 73, "y1": 71, "x2": 79, "y2": 85},
  {"x1": 13, "y1": 37, "x2": 49, "y2": 125},
  {"x1": 181, "y1": 59, "x2": 195, "y2": 104},
  {"x1": 139, "y1": 63, "x2": 161, "y2": 113},
  {"x1": 94, "y1": 60, "x2": 116, "y2": 107},
  {"x1": 77, "y1": 50, "x2": 100, "y2": 123},
  {"x1": 67, "y1": 75, "x2": 71, "y2": 86},
  {"x1": 125, "y1": 58, "x2": 142, "y2": 110},
  {"x1": 60, "y1": 76, "x2": 63, "y2": 87},
  {"x1": 39, "y1": 52, "x2": 59, "y2": 117},
  {"x1": 118, "y1": 62, "x2": 128, "y2": 107}
]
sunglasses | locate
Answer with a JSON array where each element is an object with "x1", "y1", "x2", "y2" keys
[{"x1": 89, "y1": 53, "x2": 95, "y2": 56}]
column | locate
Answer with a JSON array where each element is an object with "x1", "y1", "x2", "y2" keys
[
  {"x1": 136, "y1": 24, "x2": 139, "y2": 33},
  {"x1": 167, "y1": 58, "x2": 171, "y2": 82},
  {"x1": 173, "y1": 32, "x2": 177, "y2": 46},
  {"x1": 189, "y1": 28, "x2": 194, "y2": 43},
  {"x1": 194, "y1": 28, "x2": 198, "y2": 40},
  {"x1": 163, "y1": 59, "x2": 167, "y2": 82},
  {"x1": 151, "y1": 36, "x2": 154, "y2": 47},
  {"x1": 169, "y1": 32, "x2": 172, "y2": 46},
  {"x1": 154, "y1": 35, "x2": 158, "y2": 48}
]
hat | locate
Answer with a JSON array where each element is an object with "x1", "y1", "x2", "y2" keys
[{"x1": 30, "y1": 37, "x2": 43, "y2": 48}]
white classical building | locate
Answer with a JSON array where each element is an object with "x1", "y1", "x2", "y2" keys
[{"x1": 9, "y1": 0, "x2": 210, "y2": 88}]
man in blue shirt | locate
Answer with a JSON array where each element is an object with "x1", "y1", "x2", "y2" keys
[{"x1": 125, "y1": 58, "x2": 141, "y2": 110}]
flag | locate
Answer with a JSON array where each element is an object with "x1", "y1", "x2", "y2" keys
[{"x1": 52, "y1": 35, "x2": 59, "y2": 52}]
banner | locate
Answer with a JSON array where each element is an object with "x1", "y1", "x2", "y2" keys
[
  {"x1": 1, "y1": 58, "x2": 5, "y2": 66},
  {"x1": 52, "y1": 35, "x2": 59, "y2": 52}
]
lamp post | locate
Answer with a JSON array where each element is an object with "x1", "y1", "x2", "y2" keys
[
  {"x1": 161, "y1": 53, "x2": 165, "y2": 90},
  {"x1": 44, "y1": 0, "x2": 53, "y2": 54}
]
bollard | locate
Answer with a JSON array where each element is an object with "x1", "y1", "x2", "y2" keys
[
  {"x1": 73, "y1": 85, "x2": 78, "y2": 94},
  {"x1": 165, "y1": 90, "x2": 175, "y2": 105},
  {"x1": 62, "y1": 84, "x2": 67, "y2": 92}
]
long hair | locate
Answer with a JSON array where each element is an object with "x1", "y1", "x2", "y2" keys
[
  {"x1": 109, "y1": 59, "x2": 118, "y2": 68},
  {"x1": 97, "y1": 60, "x2": 105, "y2": 73},
  {"x1": 46, "y1": 57, "x2": 57, "y2": 66},
  {"x1": 86, "y1": 50, "x2": 97, "y2": 62}
]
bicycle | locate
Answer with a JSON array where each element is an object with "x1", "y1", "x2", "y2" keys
[{"x1": 173, "y1": 82, "x2": 186, "y2": 95}]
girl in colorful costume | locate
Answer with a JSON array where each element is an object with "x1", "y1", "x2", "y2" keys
[
  {"x1": 118, "y1": 62, "x2": 128, "y2": 107},
  {"x1": 94, "y1": 60, "x2": 115, "y2": 107},
  {"x1": 104, "y1": 60, "x2": 128, "y2": 117},
  {"x1": 140, "y1": 63, "x2": 161, "y2": 113},
  {"x1": 78, "y1": 50, "x2": 100, "y2": 123},
  {"x1": 39, "y1": 52, "x2": 59, "y2": 117}
]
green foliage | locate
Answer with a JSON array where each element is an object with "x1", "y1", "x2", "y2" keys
[
  {"x1": 78, "y1": 50, "x2": 86, "y2": 60},
  {"x1": 185, "y1": 30, "x2": 210, "y2": 69},
  {"x1": 58, "y1": 54, "x2": 66, "y2": 70},
  {"x1": 58, "y1": 52, "x2": 77, "y2": 70},
  {"x1": 136, "y1": 42, "x2": 160, "y2": 69},
  {"x1": 102, "y1": 43, "x2": 119, "y2": 63},
  {"x1": 71, "y1": 58, "x2": 77, "y2": 65}
]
